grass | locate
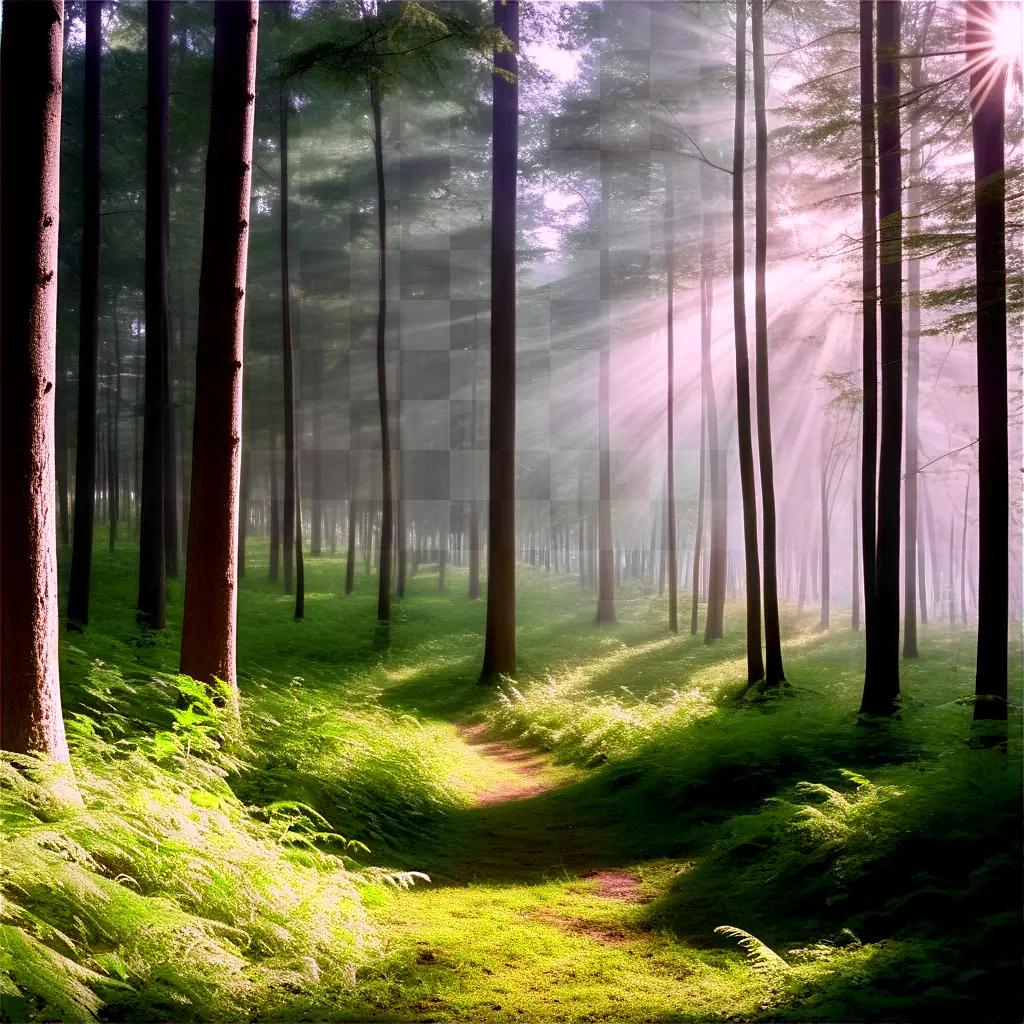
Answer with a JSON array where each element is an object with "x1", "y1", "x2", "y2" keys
[{"x1": 1, "y1": 537, "x2": 1020, "y2": 1022}]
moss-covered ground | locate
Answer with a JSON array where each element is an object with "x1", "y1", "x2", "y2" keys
[{"x1": 1, "y1": 540, "x2": 1020, "y2": 1022}]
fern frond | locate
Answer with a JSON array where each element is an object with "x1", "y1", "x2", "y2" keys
[{"x1": 713, "y1": 925, "x2": 790, "y2": 975}]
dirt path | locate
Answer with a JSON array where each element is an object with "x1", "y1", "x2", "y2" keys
[{"x1": 457, "y1": 722, "x2": 555, "y2": 806}]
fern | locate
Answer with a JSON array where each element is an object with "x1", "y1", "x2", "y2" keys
[{"x1": 713, "y1": 925, "x2": 791, "y2": 977}]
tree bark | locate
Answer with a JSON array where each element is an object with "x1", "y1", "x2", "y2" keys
[
  {"x1": 752, "y1": 0, "x2": 784, "y2": 683},
  {"x1": 108, "y1": 304, "x2": 122, "y2": 554},
  {"x1": 370, "y1": 76, "x2": 393, "y2": 623},
  {"x1": 180, "y1": 0, "x2": 258, "y2": 692},
  {"x1": 480, "y1": 0, "x2": 519, "y2": 682},
  {"x1": 967, "y1": 0, "x2": 1009, "y2": 722},
  {"x1": 138, "y1": 0, "x2": 170, "y2": 629},
  {"x1": 280, "y1": 3, "x2": 296, "y2": 597},
  {"x1": 269, "y1": 435, "x2": 281, "y2": 582},
  {"x1": 0, "y1": 0, "x2": 70, "y2": 761},
  {"x1": 68, "y1": 0, "x2": 102, "y2": 630},
  {"x1": 732, "y1": 0, "x2": 764, "y2": 685},
  {"x1": 596, "y1": 349, "x2": 616, "y2": 624},
  {"x1": 664, "y1": 162, "x2": 679, "y2": 635}
]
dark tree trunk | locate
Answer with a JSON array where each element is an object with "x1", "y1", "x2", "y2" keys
[
  {"x1": 858, "y1": 0, "x2": 880, "y2": 689},
  {"x1": 56, "y1": 350, "x2": 72, "y2": 547},
  {"x1": 960, "y1": 474, "x2": 969, "y2": 626},
  {"x1": 238, "y1": 377, "x2": 251, "y2": 580},
  {"x1": 68, "y1": 0, "x2": 102, "y2": 630},
  {"x1": 294, "y1": 416, "x2": 305, "y2": 621},
  {"x1": 280, "y1": 5, "x2": 296, "y2": 597},
  {"x1": 664, "y1": 163, "x2": 679, "y2": 634},
  {"x1": 851, "y1": 484, "x2": 860, "y2": 630},
  {"x1": 108, "y1": 306, "x2": 122, "y2": 554},
  {"x1": 819, "y1": 463, "x2": 830, "y2": 629},
  {"x1": 138, "y1": 0, "x2": 170, "y2": 629},
  {"x1": 967, "y1": 0, "x2": 1008, "y2": 723},
  {"x1": 732, "y1": 0, "x2": 764, "y2": 685},
  {"x1": 370, "y1": 76, "x2": 392, "y2": 623},
  {"x1": 752, "y1": 0, "x2": 784, "y2": 683},
  {"x1": 480, "y1": 0, "x2": 519, "y2": 682},
  {"x1": 596, "y1": 349, "x2": 616, "y2": 624},
  {"x1": 163, "y1": 349, "x2": 179, "y2": 578},
  {"x1": 0, "y1": 0, "x2": 70, "y2": 761},
  {"x1": 468, "y1": 341, "x2": 481, "y2": 600},
  {"x1": 861, "y1": 0, "x2": 903, "y2": 715},
  {"x1": 311, "y1": 392, "x2": 323, "y2": 556},
  {"x1": 269, "y1": 437, "x2": 281, "y2": 582},
  {"x1": 179, "y1": 0, "x2": 258, "y2": 692}
]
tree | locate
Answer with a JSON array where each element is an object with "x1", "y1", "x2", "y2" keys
[
  {"x1": 67, "y1": 0, "x2": 102, "y2": 630},
  {"x1": 0, "y1": 0, "x2": 71, "y2": 761},
  {"x1": 664, "y1": 161, "x2": 679, "y2": 635},
  {"x1": 480, "y1": 0, "x2": 518, "y2": 682},
  {"x1": 138, "y1": 0, "x2": 170, "y2": 629},
  {"x1": 751, "y1": 0, "x2": 785, "y2": 684},
  {"x1": 861, "y1": 0, "x2": 903, "y2": 716},
  {"x1": 180, "y1": 0, "x2": 259, "y2": 692},
  {"x1": 902, "y1": 2, "x2": 935, "y2": 660},
  {"x1": 967, "y1": 0, "x2": 1009, "y2": 725},
  {"x1": 732, "y1": 0, "x2": 764, "y2": 685}
]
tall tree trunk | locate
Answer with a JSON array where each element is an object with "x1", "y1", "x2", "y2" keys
[
  {"x1": 179, "y1": 0, "x2": 258, "y2": 692},
  {"x1": 819, "y1": 462, "x2": 830, "y2": 629},
  {"x1": 56, "y1": 349, "x2": 72, "y2": 548},
  {"x1": 310, "y1": 379, "x2": 323, "y2": 556},
  {"x1": 690, "y1": 391, "x2": 705, "y2": 636},
  {"x1": 294, "y1": 407, "x2": 305, "y2": 621},
  {"x1": 960, "y1": 473, "x2": 970, "y2": 626},
  {"x1": 345, "y1": 490, "x2": 357, "y2": 594},
  {"x1": 0, "y1": 0, "x2": 70, "y2": 761},
  {"x1": 468, "y1": 338, "x2": 481, "y2": 600},
  {"x1": 238, "y1": 375, "x2": 251, "y2": 579},
  {"x1": 664, "y1": 162, "x2": 679, "y2": 634},
  {"x1": 280, "y1": 5, "x2": 296, "y2": 597},
  {"x1": 967, "y1": 0, "x2": 1008, "y2": 723},
  {"x1": 752, "y1": 0, "x2": 784, "y2": 683},
  {"x1": 596, "y1": 349, "x2": 616, "y2": 624},
  {"x1": 68, "y1": 0, "x2": 102, "y2": 630},
  {"x1": 732, "y1": 0, "x2": 764, "y2": 685},
  {"x1": 858, "y1": 0, "x2": 879, "y2": 687},
  {"x1": 138, "y1": 0, "x2": 170, "y2": 629},
  {"x1": 861, "y1": 0, "x2": 903, "y2": 715},
  {"x1": 109, "y1": 305, "x2": 122, "y2": 554},
  {"x1": 851, "y1": 486, "x2": 860, "y2": 630},
  {"x1": 370, "y1": 76, "x2": 393, "y2": 623},
  {"x1": 269, "y1": 436, "x2": 281, "y2": 582},
  {"x1": 163, "y1": 340, "x2": 179, "y2": 578},
  {"x1": 902, "y1": 4, "x2": 933, "y2": 659},
  {"x1": 480, "y1": 0, "x2": 519, "y2": 682}
]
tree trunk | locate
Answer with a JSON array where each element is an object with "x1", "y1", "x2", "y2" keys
[
  {"x1": 480, "y1": 0, "x2": 519, "y2": 682},
  {"x1": 280, "y1": 4, "x2": 296, "y2": 597},
  {"x1": 179, "y1": 0, "x2": 258, "y2": 692},
  {"x1": 819, "y1": 464, "x2": 830, "y2": 629},
  {"x1": 732, "y1": 0, "x2": 764, "y2": 685},
  {"x1": 752, "y1": 0, "x2": 785, "y2": 683},
  {"x1": 0, "y1": 0, "x2": 70, "y2": 761},
  {"x1": 902, "y1": 4, "x2": 932, "y2": 659},
  {"x1": 596, "y1": 349, "x2": 616, "y2": 624},
  {"x1": 68, "y1": 0, "x2": 102, "y2": 630},
  {"x1": 967, "y1": 0, "x2": 1008, "y2": 723},
  {"x1": 345, "y1": 494, "x2": 357, "y2": 594},
  {"x1": 370, "y1": 76, "x2": 393, "y2": 623},
  {"x1": 138, "y1": 0, "x2": 170, "y2": 629},
  {"x1": 861, "y1": 0, "x2": 902, "y2": 715},
  {"x1": 468, "y1": 340, "x2": 481, "y2": 600},
  {"x1": 664, "y1": 163, "x2": 679, "y2": 634},
  {"x1": 108, "y1": 305, "x2": 122, "y2": 554},
  {"x1": 269, "y1": 437, "x2": 281, "y2": 582},
  {"x1": 960, "y1": 473, "x2": 970, "y2": 626},
  {"x1": 851, "y1": 485, "x2": 860, "y2": 630}
]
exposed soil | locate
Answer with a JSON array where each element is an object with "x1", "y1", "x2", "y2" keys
[{"x1": 458, "y1": 722, "x2": 555, "y2": 806}]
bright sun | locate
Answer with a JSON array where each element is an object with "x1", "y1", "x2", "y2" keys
[{"x1": 990, "y1": 2, "x2": 1023, "y2": 66}]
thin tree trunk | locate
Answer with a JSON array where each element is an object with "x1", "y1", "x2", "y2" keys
[
  {"x1": 480, "y1": 0, "x2": 519, "y2": 682},
  {"x1": 732, "y1": 0, "x2": 764, "y2": 684},
  {"x1": 345, "y1": 494, "x2": 357, "y2": 594},
  {"x1": 68, "y1": 0, "x2": 102, "y2": 629},
  {"x1": 967, "y1": 0, "x2": 1008, "y2": 723},
  {"x1": 138, "y1": 0, "x2": 170, "y2": 629},
  {"x1": 109, "y1": 304, "x2": 122, "y2": 554},
  {"x1": 596, "y1": 349, "x2": 616, "y2": 624},
  {"x1": 690, "y1": 389, "x2": 705, "y2": 636},
  {"x1": 280, "y1": 4, "x2": 296, "y2": 597},
  {"x1": 269, "y1": 437, "x2": 281, "y2": 582},
  {"x1": 468, "y1": 337, "x2": 481, "y2": 600},
  {"x1": 851, "y1": 486, "x2": 860, "y2": 630},
  {"x1": 0, "y1": 0, "x2": 71, "y2": 761},
  {"x1": 370, "y1": 76, "x2": 392, "y2": 623},
  {"x1": 180, "y1": 0, "x2": 258, "y2": 693},
  {"x1": 752, "y1": 0, "x2": 784, "y2": 683},
  {"x1": 819, "y1": 463, "x2": 830, "y2": 629},
  {"x1": 664, "y1": 162, "x2": 679, "y2": 634},
  {"x1": 960, "y1": 473, "x2": 970, "y2": 625}
]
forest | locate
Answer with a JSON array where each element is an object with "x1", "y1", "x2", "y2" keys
[{"x1": 0, "y1": 0, "x2": 1020, "y2": 1021}]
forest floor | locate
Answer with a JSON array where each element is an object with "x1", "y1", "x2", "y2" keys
[{"x1": 3, "y1": 542, "x2": 1021, "y2": 1023}]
